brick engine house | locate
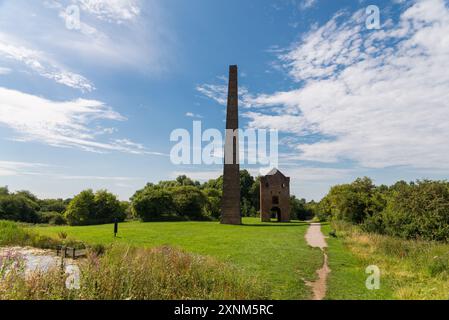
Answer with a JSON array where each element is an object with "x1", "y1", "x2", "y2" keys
[{"x1": 260, "y1": 169, "x2": 291, "y2": 222}]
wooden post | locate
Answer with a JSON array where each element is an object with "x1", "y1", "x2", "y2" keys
[{"x1": 114, "y1": 218, "x2": 118, "y2": 237}]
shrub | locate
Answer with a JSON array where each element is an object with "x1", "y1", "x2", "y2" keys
[
  {"x1": 131, "y1": 187, "x2": 175, "y2": 221},
  {"x1": 38, "y1": 199, "x2": 67, "y2": 213},
  {"x1": 65, "y1": 190, "x2": 125, "y2": 226},
  {"x1": 40, "y1": 212, "x2": 67, "y2": 225},
  {"x1": 203, "y1": 188, "x2": 221, "y2": 219},
  {"x1": 363, "y1": 180, "x2": 449, "y2": 242},
  {"x1": 0, "y1": 220, "x2": 60, "y2": 249},
  {"x1": 0, "y1": 194, "x2": 39, "y2": 223},
  {"x1": 428, "y1": 254, "x2": 449, "y2": 277},
  {"x1": 64, "y1": 190, "x2": 95, "y2": 226},
  {"x1": 290, "y1": 196, "x2": 313, "y2": 221},
  {"x1": 171, "y1": 186, "x2": 207, "y2": 219}
]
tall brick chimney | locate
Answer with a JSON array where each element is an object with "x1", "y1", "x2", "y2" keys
[{"x1": 221, "y1": 65, "x2": 241, "y2": 225}]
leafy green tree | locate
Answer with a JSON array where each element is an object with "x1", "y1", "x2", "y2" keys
[
  {"x1": 94, "y1": 190, "x2": 126, "y2": 224},
  {"x1": 203, "y1": 176, "x2": 223, "y2": 190},
  {"x1": 0, "y1": 186, "x2": 9, "y2": 196},
  {"x1": 203, "y1": 188, "x2": 221, "y2": 219},
  {"x1": 0, "y1": 194, "x2": 39, "y2": 223},
  {"x1": 65, "y1": 189, "x2": 126, "y2": 226},
  {"x1": 323, "y1": 177, "x2": 382, "y2": 224},
  {"x1": 64, "y1": 190, "x2": 95, "y2": 226},
  {"x1": 40, "y1": 212, "x2": 67, "y2": 225},
  {"x1": 176, "y1": 175, "x2": 200, "y2": 187},
  {"x1": 249, "y1": 176, "x2": 261, "y2": 213},
  {"x1": 171, "y1": 186, "x2": 207, "y2": 219},
  {"x1": 38, "y1": 198, "x2": 67, "y2": 213},
  {"x1": 131, "y1": 187, "x2": 175, "y2": 221},
  {"x1": 15, "y1": 190, "x2": 39, "y2": 203},
  {"x1": 372, "y1": 180, "x2": 449, "y2": 241},
  {"x1": 290, "y1": 196, "x2": 313, "y2": 221}
]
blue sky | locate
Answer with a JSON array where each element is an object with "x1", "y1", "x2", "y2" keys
[{"x1": 1, "y1": 0, "x2": 449, "y2": 201}]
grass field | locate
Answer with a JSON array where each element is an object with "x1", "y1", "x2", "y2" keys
[
  {"x1": 31, "y1": 218, "x2": 323, "y2": 299},
  {"x1": 323, "y1": 222, "x2": 449, "y2": 300},
  {"x1": 322, "y1": 223, "x2": 394, "y2": 300},
  {"x1": 28, "y1": 218, "x2": 449, "y2": 300}
]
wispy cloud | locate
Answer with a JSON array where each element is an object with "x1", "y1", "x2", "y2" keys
[
  {"x1": 0, "y1": 161, "x2": 48, "y2": 177},
  {"x1": 0, "y1": 32, "x2": 94, "y2": 91},
  {"x1": 299, "y1": 0, "x2": 318, "y2": 10},
  {"x1": 185, "y1": 112, "x2": 203, "y2": 119},
  {"x1": 0, "y1": 0, "x2": 175, "y2": 81},
  {"x1": 74, "y1": 0, "x2": 141, "y2": 23},
  {"x1": 0, "y1": 67, "x2": 11, "y2": 75},
  {"x1": 246, "y1": 0, "x2": 449, "y2": 170},
  {"x1": 0, "y1": 87, "x2": 162, "y2": 155},
  {"x1": 196, "y1": 77, "x2": 253, "y2": 108}
]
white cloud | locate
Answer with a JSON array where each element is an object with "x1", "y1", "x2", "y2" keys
[
  {"x1": 0, "y1": 32, "x2": 94, "y2": 91},
  {"x1": 196, "y1": 78, "x2": 253, "y2": 108},
  {"x1": 58, "y1": 174, "x2": 141, "y2": 181},
  {"x1": 185, "y1": 112, "x2": 203, "y2": 119},
  {"x1": 283, "y1": 166, "x2": 352, "y2": 182},
  {"x1": 0, "y1": 87, "x2": 160, "y2": 155},
  {"x1": 0, "y1": 161, "x2": 47, "y2": 177},
  {"x1": 0, "y1": 1, "x2": 175, "y2": 79},
  {"x1": 74, "y1": 0, "x2": 141, "y2": 23},
  {"x1": 246, "y1": 0, "x2": 449, "y2": 170},
  {"x1": 300, "y1": 0, "x2": 317, "y2": 10},
  {"x1": 0, "y1": 67, "x2": 11, "y2": 75}
]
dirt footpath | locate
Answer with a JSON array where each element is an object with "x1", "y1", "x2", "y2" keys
[{"x1": 304, "y1": 223, "x2": 330, "y2": 300}]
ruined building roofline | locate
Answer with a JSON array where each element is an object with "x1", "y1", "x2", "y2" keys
[{"x1": 265, "y1": 168, "x2": 289, "y2": 179}]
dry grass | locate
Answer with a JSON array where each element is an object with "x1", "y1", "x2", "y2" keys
[
  {"x1": 0, "y1": 245, "x2": 270, "y2": 300},
  {"x1": 332, "y1": 221, "x2": 449, "y2": 300}
]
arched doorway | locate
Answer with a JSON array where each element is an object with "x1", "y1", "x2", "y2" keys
[{"x1": 270, "y1": 207, "x2": 282, "y2": 222}]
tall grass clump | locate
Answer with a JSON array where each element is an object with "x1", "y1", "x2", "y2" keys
[
  {"x1": 332, "y1": 220, "x2": 449, "y2": 299},
  {"x1": 0, "y1": 220, "x2": 81, "y2": 249},
  {"x1": 0, "y1": 245, "x2": 270, "y2": 300}
]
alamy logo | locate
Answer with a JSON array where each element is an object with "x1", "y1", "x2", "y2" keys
[
  {"x1": 365, "y1": 265, "x2": 381, "y2": 290},
  {"x1": 65, "y1": 5, "x2": 81, "y2": 30},
  {"x1": 170, "y1": 121, "x2": 279, "y2": 168},
  {"x1": 366, "y1": 5, "x2": 381, "y2": 30}
]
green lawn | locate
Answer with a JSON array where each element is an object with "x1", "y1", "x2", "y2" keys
[
  {"x1": 321, "y1": 224, "x2": 394, "y2": 300},
  {"x1": 31, "y1": 218, "x2": 323, "y2": 300}
]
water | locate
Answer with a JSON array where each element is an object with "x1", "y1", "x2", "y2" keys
[{"x1": 0, "y1": 247, "x2": 80, "y2": 288}]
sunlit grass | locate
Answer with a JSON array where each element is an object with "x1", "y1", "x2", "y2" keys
[
  {"x1": 324, "y1": 221, "x2": 449, "y2": 300},
  {"x1": 31, "y1": 218, "x2": 323, "y2": 299}
]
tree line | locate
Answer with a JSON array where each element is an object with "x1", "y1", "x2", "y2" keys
[
  {"x1": 313, "y1": 177, "x2": 449, "y2": 242},
  {"x1": 4, "y1": 174, "x2": 447, "y2": 242},
  {"x1": 0, "y1": 170, "x2": 311, "y2": 226}
]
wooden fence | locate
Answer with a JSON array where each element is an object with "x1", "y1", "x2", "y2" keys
[{"x1": 56, "y1": 246, "x2": 87, "y2": 259}]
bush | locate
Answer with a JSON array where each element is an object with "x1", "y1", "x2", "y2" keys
[
  {"x1": 203, "y1": 188, "x2": 221, "y2": 219},
  {"x1": 65, "y1": 190, "x2": 125, "y2": 226},
  {"x1": 39, "y1": 212, "x2": 67, "y2": 225},
  {"x1": 361, "y1": 180, "x2": 449, "y2": 242},
  {"x1": 171, "y1": 186, "x2": 207, "y2": 219},
  {"x1": 0, "y1": 194, "x2": 39, "y2": 223},
  {"x1": 38, "y1": 199, "x2": 67, "y2": 213},
  {"x1": 290, "y1": 196, "x2": 314, "y2": 221},
  {"x1": 0, "y1": 220, "x2": 61, "y2": 249},
  {"x1": 428, "y1": 254, "x2": 449, "y2": 277},
  {"x1": 131, "y1": 187, "x2": 175, "y2": 221},
  {"x1": 94, "y1": 190, "x2": 126, "y2": 224}
]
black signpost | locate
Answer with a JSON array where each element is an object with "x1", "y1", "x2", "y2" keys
[{"x1": 114, "y1": 218, "x2": 118, "y2": 238}]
